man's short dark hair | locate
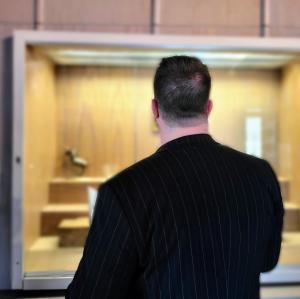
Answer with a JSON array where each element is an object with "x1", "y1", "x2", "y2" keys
[{"x1": 154, "y1": 55, "x2": 211, "y2": 123}]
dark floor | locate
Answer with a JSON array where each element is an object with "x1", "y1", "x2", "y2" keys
[
  {"x1": 0, "y1": 290, "x2": 65, "y2": 299},
  {"x1": 1, "y1": 286, "x2": 300, "y2": 299}
]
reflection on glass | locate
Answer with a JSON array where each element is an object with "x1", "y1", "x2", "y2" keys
[{"x1": 23, "y1": 45, "x2": 300, "y2": 274}]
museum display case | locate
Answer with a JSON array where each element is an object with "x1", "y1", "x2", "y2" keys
[{"x1": 12, "y1": 31, "x2": 300, "y2": 289}]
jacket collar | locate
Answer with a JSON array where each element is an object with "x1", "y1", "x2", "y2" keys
[{"x1": 156, "y1": 133, "x2": 217, "y2": 153}]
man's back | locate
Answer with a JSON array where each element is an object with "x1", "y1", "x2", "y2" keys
[{"x1": 67, "y1": 134, "x2": 284, "y2": 299}]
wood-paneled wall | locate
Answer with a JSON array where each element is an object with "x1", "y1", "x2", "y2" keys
[
  {"x1": 54, "y1": 65, "x2": 280, "y2": 177},
  {"x1": 279, "y1": 62, "x2": 300, "y2": 205},
  {"x1": 55, "y1": 66, "x2": 159, "y2": 177},
  {"x1": 24, "y1": 48, "x2": 57, "y2": 249},
  {"x1": 55, "y1": 66, "x2": 136, "y2": 177},
  {"x1": 210, "y1": 69, "x2": 281, "y2": 168}
]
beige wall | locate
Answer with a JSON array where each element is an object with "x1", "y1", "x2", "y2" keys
[
  {"x1": 37, "y1": 0, "x2": 150, "y2": 33},
  {"x1": 155, "y1": 0, "x2": 261, "y2": 36},
  {"x1": 3, "y1": 0, "x2": 300, "y2": 38},
  {"x1": 265, "y1": 0, "x2": 300, "y2": 37}
]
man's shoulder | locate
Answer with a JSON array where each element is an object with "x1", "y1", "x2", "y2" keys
[
  {"x1": 105, "y1": 151, "x2": 161, "y2": 188},
  {"x1": 218, "y1": 143, "x2": 276, "y2": 178},
  {"x1": 219, "y1": 142, "x2": 266, "y2": 163}
]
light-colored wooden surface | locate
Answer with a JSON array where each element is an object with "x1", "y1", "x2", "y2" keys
[
  {"x1": 50, "y1": 177, "x2": 107, "y2": 184},
  {"x1": 55, "y1": 66, "x2": 138, "y2": 177},
  {"x1": 24, "y1": 48, "x2": 57, "y2": 249},
  {"x1": 58, "y1": 217, "x2": 89, "y2": 247},
  {"x1": 25, "y1": 239, "x2": 83, "y2": 272},
  {"x1": 266, "y1": 0, "x2": 300, "y2": 37},
  {"x1": 55, "y1": 65, "x2": 135, "y2": 176},
  {"x1": 55, "y1": 66, "x2": 281, "y2": 168},
  {"x1": 210, "y1": 69, "x2": 281, "y2": 168},
  {"x1": 279, "y1": 62, "x2": 300, "y2": 206},
  {"x1": 23, "y1": 61, "x2": 296, "y2": 272},
  {"x1": 280, "y1": 232, "x2": 300, "y2": 265},
  {"x1": 58, "y1": 217, "x2": 89, "y2": 229},
  {"x1": 42, "y1": 204, "x2": 88, "y2": 213},
  {"x1": 49, "y1": 177, "x2": 104, "y2": 203},
  {"x1": 134, "y1": 68, "x2": 160, "y2": 161},
  {"x1": 41, "y1": 204, "x2": 88, "y2": 235},
  {"x1": 284, "y1": 202, "x2": 300, "y2": 231},
  {"x1": 24, "y1": 232, "x2": 300, "y2": 272},
  {"x1": 39, "y1": 0, "x2": 150, "y2": 33},
  {"x1": 279, "y1": 176, "x2": 290, "y2": 201},
  {"x1": 155, "y1": 0, "x2": 260, "y2": 36}
]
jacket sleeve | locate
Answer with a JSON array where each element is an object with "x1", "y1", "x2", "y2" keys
[
  {"x1": 260, "y1": 161, "x2": 285, "y2": 273},
  {"x1": 66, "y1": 183, "x2": 139, "y2": 298}
]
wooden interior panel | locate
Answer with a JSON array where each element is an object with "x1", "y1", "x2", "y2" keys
[
  {"x1": 279, "y1": 62, "x2": 300, "y2": 205},
  {"x1": 155, "y1": 0, "x2": 260, "y2": 36},
  {"x1": 24, "y1": 48, "x2": 57, "y2": 249},
  {"x1": 134, "y1": 68, "x2": 160, "y2": 160},
  {"x1": 210, "y1": 69, "x2": 281, "y2": 167},
  {"x1": 58, "y1": 217, "x2": 89, "y2": 247},
  {"x1": 40, "y1": 0, "x2": 150, "y2": 32},
  {"x1": 55, "y1": 65, "x2": 281, "y2": 170},
  {"x1": 41, "y1": 204, "x2": 88, "y2": 235},
  {"x1": 24, "y1": 57, "x2": 282, "y2": 251},
  {"x1": 266, "y1": 0, "x2": 300, "y2": 37},
  {"x1": 49, "y1": 177, "x2": 105, "y2": 203},
  {"x1": 55, "y1": 66, "x2": 137, "y2": 177}
]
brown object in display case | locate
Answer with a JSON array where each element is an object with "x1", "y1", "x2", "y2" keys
[
  {"x1": 284, "y1": 202, "x2": 300, "y2": 232},
  {"x1": 58, "y1": 217, "x2": 89, "y2": 247}
]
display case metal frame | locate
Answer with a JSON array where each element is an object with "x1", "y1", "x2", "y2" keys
[{"x1": 12, "y1": 30, "x2": 300, "y2": 289}]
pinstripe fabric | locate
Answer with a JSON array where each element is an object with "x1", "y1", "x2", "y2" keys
[{"x1": 66, "y1": 134, "x2": 284, "y2": 299}]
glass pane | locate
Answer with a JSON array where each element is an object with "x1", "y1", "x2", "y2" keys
[
  {"x1": 23, "y1": 44, "x2": 300, "y2": 274},
  {"x1": 23, "y1": 47, "x2": 159, "y2": 272}
]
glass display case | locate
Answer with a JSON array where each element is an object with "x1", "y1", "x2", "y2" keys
[{"x1": 12, "y1": 31, "x2": 300, "y2": 289}]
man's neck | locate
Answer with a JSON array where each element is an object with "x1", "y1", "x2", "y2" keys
[{"x1": 159, "y1": 123, "x2": 209, "y2": 146}]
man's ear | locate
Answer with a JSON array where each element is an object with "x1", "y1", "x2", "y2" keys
[
  {"x1": 151, "y1": 99, "x2": 159, "y2": 119},
  {"x1": 205, "y1": 99, "x2": 213, "y2": 116}
]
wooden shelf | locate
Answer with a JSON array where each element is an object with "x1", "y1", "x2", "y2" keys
[
  {"x1": 50, "y1": 176, "x2": 108, "y2": 184},
  {"x1": 41, "y1": 204, "x2": 89, "y2": 235}
]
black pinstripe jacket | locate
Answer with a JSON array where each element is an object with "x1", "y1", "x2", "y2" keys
[{"x1": 66, "y1": 134, "x2": 284, "y2": 299}]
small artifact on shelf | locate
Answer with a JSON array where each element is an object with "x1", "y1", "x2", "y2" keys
[
  {"x1": 65, "y1": 148, "x2": 88, "y2": 175},
  {"x1": 284, "y1": 202, "x2": 300, "y2": 232},
  {"x1": 58, "y1": 217, "x2": 89, "y2": 247}
]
